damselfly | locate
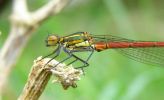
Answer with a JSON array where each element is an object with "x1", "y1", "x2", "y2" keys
[{"x1": 43, "y1": 32, "x2": 164, "y2": 69}]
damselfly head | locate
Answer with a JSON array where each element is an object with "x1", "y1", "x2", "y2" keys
[{"x1": 45, "y1": 34, "x2": 59, "y2": 47}]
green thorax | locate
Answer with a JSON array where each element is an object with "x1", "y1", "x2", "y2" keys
[{"x1": 60, "y1": 32, "x2": 90, "y2": 46}]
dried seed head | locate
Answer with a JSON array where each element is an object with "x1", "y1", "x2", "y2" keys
[
  {"x1": 51, "y1": 65, "x2": 83, "y2": 90},
  {"x1": 35, "y1": 56, "x2": 84, "y2": 90}
]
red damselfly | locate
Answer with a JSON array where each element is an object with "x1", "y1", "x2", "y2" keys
[{"x1": 43, "y1": 32, "x2": 164, "y2": 69}]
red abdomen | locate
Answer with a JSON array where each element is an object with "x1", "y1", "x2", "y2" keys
[{"x1": 94, "y1": 42, "x2": 164, "y2": 51}]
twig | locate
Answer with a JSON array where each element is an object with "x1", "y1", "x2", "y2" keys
[
  {"x1": 18, "y1": 57, "x2": 83, "y2": 100},
  {"x1": 33, "y1": 0, "x2": 70, "y2": 23},
  {"x1": 0, "y1": 0, "x2": 71, "y2": 92}
]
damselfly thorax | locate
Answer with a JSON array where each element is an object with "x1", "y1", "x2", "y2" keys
[{"x1": 46, "y1": 32, "x2": 94, "y2": 51}]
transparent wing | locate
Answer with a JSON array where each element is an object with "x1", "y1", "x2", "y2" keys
[
  {"x1": 91, "y1": 34, "x2": 134, "y2": 42},
  {"x1": 91, "y1": 34, "x2": 164, "y2": 67},
  {"x1": 115, "y1": 47, "x2": 164, "y2": 67}
]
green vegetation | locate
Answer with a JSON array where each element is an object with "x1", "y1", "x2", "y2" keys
[{"x1": 1, "y1": 0, "x2": 164, "y2": 100}]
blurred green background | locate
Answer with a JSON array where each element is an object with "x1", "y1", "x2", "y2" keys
[{"x1": 0, "y1": 0, "x2": 164, "y2": 100}]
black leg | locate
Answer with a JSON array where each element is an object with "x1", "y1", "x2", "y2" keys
[
  {"x1": 51, "y1": 54, "x2": 73, "y2": 69},
  {"x1": 86, "y1": 50, "x2": 94, "y2": 63},
  {"x1": 50, "y1": 47, "x2": 90, "y2": 69},
  {"x1": 62, "y1": 47, "x2": 94, "y2": 69},
  {"x1": 74, "y1": 49, "x2": 94, "y2": 75},
  {"x1": 41, "y1": 45, "x2": 60, "y2": 60},
  {"x1": 70, "y1": 54, "x2": 89, "y2": 68},
  {"x1": 49, "y1": 46, "x2": 94, "y2": 70},
  {"x1": 44, "y1": 46, "x2": 61, "y2": 67},
  {"x1": 67, "y1": 59, "x2": 78, "y2": 66},
  {"x1": 72, "y1": 50, "x2": 94, "y2": 69}
]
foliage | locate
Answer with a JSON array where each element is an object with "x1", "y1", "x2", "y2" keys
[{"x1": 0, "y1": 0, "x2": 164, "y2": 100}]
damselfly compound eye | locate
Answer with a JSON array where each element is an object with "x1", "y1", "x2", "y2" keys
[{"x1": 46, "y1": 34, "x2": 59, "y2": 46}]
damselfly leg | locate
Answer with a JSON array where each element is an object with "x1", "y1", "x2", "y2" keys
[
  {"x1": 40, "y1": 45, "x2": 60, "y2": 60},
  {"x1": 42, "y1": 46, "x2": 61, "y2": 67},
  {"x1": 51, "y1": 46, "x2": 94, "y2": 70},
  {"x1": 68, "y1": 49, "x2": 94, "y2": 73},
  {"x1": 71, "y1": 46, "x2": 95, "y2": 69},
  {"x1": 67, "y1": 59, "x2": 78, "y2": 66},
  {"x1": 70, "y1": 51, "x2": 93, "y2": 69},
  {"x1": 51, "y1": 53, "x2": 73, "y2": 68}
]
